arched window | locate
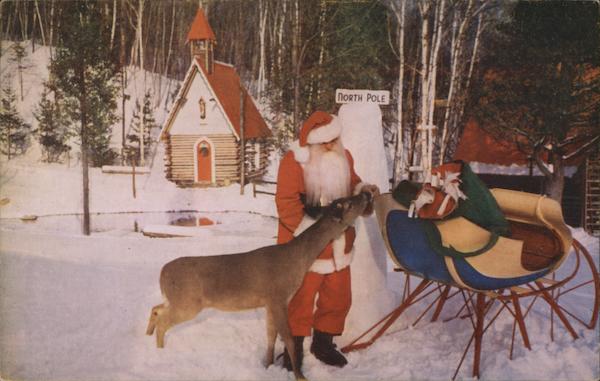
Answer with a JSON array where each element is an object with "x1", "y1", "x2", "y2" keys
[
  {"x1": 199, "y1": 142, "x2": 210, "y2": 157},
  {"x1": 199, "y1": 97, "x2": 206, "y2": 119}
]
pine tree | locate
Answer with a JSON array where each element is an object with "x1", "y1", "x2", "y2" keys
[
  {"x1": 34, "y1": 86, "x2": 71, "y2": 163},
  {"x1": 126, "y1": 91, "x2": 156, "y2": 165},
  {"x1": 50, "y1": 1, "x2": 120, "y2": 235},
  {"x1": 471, "y1": 1, "x2": 600, "y2": 202},
  {"x1": 9, "y1": 41, "x2": 28, "y2": 101},
  {"x1": 0, "y1": 86, "x2": 30, "y2": 159}
]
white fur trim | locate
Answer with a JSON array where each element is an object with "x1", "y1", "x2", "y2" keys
[
  {"x1": 437, "y1": 194, "x2": 452, "y2": 216},
  {"x1": 289, "y1": 140, "x2": 310, "y2": 164},
  {"x1": 306, "y1": 115, "x2": 342, "y2": 145},
  {"x1": 441, "y1": 172, "x2": 468, "y2": 202},
  {"x1": 309, "y1": 232, "x2": 354, "y2": 274},
  {"x1": 309, "y1": 258, "x2": 335, "y2": 274},
  {"x1": 310, "y1": 249, "x2": 354, "y2": 274},
  {"x1": 295, "y1": 215, "x2": 354, "y2": 275},
  {"x1": 414, "y1": 188, "x2": 435, "y2": 212},
  {"x1": 353, "y1": 182, "x2": 367, "y2": 196}
]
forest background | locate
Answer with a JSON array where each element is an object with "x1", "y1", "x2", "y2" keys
[{"x1": 1, "y1": 0, "x2": 598, "y2": 202}]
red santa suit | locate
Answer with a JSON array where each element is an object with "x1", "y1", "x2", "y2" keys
[{"x1": 276, "y1": 111, "x2": 366, "y2": 337}]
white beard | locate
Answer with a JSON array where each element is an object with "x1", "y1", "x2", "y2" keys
[{"x1": 304, "y1": 141, "x2": 351, "y2": 206}]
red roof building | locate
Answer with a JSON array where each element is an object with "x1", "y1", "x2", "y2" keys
[
  {"x1": 159, "y1": 9, "x2": 271, "y2": 187},
  {"x1": 454, "y1": 119, "x2": 530, "y2": 166}
]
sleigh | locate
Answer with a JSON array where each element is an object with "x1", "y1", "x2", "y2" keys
[
  {"x1": 343, "y1": 186, "x2": 599, "y2": 379},
  {"x1": 376, "y1": 188, "x2": 572, "y2": 291}
]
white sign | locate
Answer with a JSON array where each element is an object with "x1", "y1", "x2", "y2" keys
[{"x1": 335, "y1": 89, "x2": 390, "y2": 105}]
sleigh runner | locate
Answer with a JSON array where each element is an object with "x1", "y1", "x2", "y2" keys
[{"x1": 343, "y1": 162, "x2": 599, "y2": 379}]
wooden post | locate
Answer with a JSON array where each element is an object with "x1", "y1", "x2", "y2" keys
[
  {"x1": 239, "y1": 85, "x2": 246, "y2": 195},
  {"x1": 140, "y1": 111, "x2": 145, "y2": 166},
  {"x1": 121, "y1": 68, "x2": 127, "y2": 165},
  {"x1": 132, "y1": 158, "x2": 137, "y2": 199}
]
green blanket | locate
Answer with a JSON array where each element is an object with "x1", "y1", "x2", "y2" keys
[{"x1": 392, "y1": 161, "x2": 511, "y2": 258}]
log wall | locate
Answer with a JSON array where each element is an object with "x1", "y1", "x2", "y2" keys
[
  {"x1": 165, "y1": 134, "x2": 239, "y2": 185},
  {"x1": 164, "y1": 134, "x2": 272, "y2": 187}
]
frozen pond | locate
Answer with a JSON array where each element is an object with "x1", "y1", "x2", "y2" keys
[{"x1": 0, "y1": 210, "x2": 278, "y2": 238}]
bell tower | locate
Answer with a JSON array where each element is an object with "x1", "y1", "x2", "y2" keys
[{"x1": 187, "y1": 8, "x2": 216, "y2": 74}]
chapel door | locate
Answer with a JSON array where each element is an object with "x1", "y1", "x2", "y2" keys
[{"x1": 197, "y1": 140, "x2": 212, "y2": 182}]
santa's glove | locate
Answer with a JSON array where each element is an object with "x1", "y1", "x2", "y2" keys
[
  {"x1": 358, "y1": 184, "x2": 379, "y2": 216},
  {"x1": 360, "y1": 184, "x2": 380, "y2": 198}
]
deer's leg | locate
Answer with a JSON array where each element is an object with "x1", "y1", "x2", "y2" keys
[
  {"x1": 271, "y1": 304, "x2": 306, "y2": 381},
  {"x1": 155, "y1": 304, "x2": 202, "y2": 349},
  {"x1": 265, "y1": 307, "x2": 277, "y2": 367}
]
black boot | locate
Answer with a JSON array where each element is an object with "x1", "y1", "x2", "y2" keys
[
  {"x1": 310, "y1": 330, "x2": 348, "y2": 367},
  {"x1": 282, "y1": 336, "x2": 304, "y2": 371}
]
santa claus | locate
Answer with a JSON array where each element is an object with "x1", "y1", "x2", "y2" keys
[{"x1": 275, "y1": 111, "x2": 379, "y2": 370}]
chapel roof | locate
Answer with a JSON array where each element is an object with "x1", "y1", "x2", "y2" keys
[
  {"x1": 197, "y1": 58, "x2": 271, "y2": 139},
  {"x1": 159, "y1": 59, "x2": 271, "y2": 141}
]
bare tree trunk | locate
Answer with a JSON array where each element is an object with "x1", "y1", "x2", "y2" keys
[
  {"x1": 140, "y1": 108, "x2": 145, "y2": 166},
  {"x1": 34, "y1": 0, "x2": 46, "y2": 46},
  {"x1": 546, "y1": 170, "x2": 565, "y2": 202},
  {"x1": 131, "y1": 158, "x2": 137, "y2": 198},
  {"x1": 78, "y1": 66, "x2": 91, "y2": 236},
  {"x1": 426, "y1": 0, "x2": 444, "y2": 171},
  {"x1": 276, "y1": 1, "x2": 286, "y2": 105},
  {"x1": 448, "y1": 9, "x2": 484, "y2": 160},
  {"x1": 439, "y1": 0, "x2": 474, "y2": 164},
  {"x1": 315, "y1": 0, "x2": 328, "y2": 106},
  {"x1": 120, "y1": 0, "x2": 127, "y2": 164},
  {"x1": 163, "y1": 0, "x2": 175, "y2": 80},
  {"x1": 138, "y1": 0, "x2": 145, "y2": 73},
  {"x1": 464, "y1": 11, "x2": 483, "y2": 104},
  {"x1": 155, "y1": 1, "x2": 167, "y2": 106},
  {"x1": 537, "y1": 153, "x2": 564, "y2": 202},
  {"x1": 391, "y1": 0, "x2": 406, "y2": 186},
  {"x1": 292, "y1": 0, "x2": 300, "y2": 135},
  {"x1": 18, "y1": 0, "x2": 27, "y2": 41},
  {"x1": 413, "y1": 1, "x2": 431, "y2": 181},
  {"x1": 7, "y1": 125, "x2": 12, "y2": 160},
  {"x1": 257, "y1": 0, "x2": 268, "y2": 96},
  {"x1": 49, "y1": 0, "x2": 54, "y2": 58},
  {"x1": 110, "y1": 0, "x2": 117, "y2": 50},
  {"x1": 413, "y1": 0, "x2": 445, "y2": 181}
]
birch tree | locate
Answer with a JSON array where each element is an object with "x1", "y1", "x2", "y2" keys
[
  {"x1": 388, "y1": 0, "x2": 407, "y2": 186},
  {"x1": 410, "y1": 0, "x2": 445, "y2": 182},
  {"x1": 256, "y1": 0, "x2": 268, "y2": 96}
]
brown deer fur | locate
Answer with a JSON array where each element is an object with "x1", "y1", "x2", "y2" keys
[{"x1": 146, "y1": 193, "x2": 371, "y2": 381}]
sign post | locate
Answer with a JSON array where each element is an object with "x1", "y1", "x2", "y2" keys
[{"x1": 335, "y1": 89, "x2": 390, "y2": 105}]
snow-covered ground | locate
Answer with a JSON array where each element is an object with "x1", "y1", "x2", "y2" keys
[
  {"x1": 1, "y1": 40, "x2": 599, "y2": 381},
  {"x1": 1, "y1": 156, "x2": 599, "y2": 381}
]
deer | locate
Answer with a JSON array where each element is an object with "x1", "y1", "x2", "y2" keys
[{"x1": 145, "y1": 192, "x2": 372, "y2": 381}]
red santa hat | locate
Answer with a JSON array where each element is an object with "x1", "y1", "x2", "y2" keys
[
  {"x1": 299, "y1": 111, "x2": 342, "y2": 147},
  {"x1": 290, "y1": 111, "x2": 342, "y2": 163}
]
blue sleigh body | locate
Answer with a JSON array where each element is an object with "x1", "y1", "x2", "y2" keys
[{"x1": 375, "y1": 189, "x2": 572, "y2": 291}]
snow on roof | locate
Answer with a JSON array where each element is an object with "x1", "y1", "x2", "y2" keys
[{"x1": 186, "y1": 9, "x2": 216, "y2": 42}]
